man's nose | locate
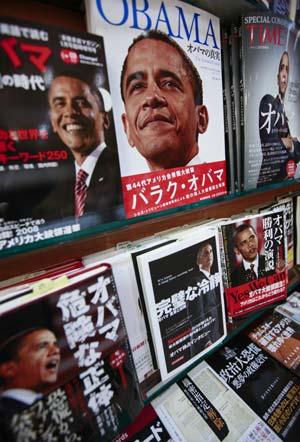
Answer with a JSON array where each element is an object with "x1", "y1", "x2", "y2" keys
[
  {"x1": 143, "y1": 83, "x2": 166, "y2": 108},
  {"x1": 48, "y1": 343, "x2": 60, "y2": 355},
  {"x1": 64, "y1": 100, "x2": 80, "y2": 115}
]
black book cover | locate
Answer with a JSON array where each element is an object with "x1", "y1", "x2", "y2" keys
[{"x1": 206, "y1": 334, "x2": 300, "y2": 441}]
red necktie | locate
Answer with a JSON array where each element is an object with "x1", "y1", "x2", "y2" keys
[
  {"x1": 250, "y1": 263, "x2": 257, "y2": 280},
  {"x1": 75, "y1": 169, "x2": 88, "y2": 219}
]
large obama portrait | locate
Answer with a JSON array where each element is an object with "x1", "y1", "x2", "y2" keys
[{"x1": 87, "y1": 0, "x2": 227, "y2": 216}]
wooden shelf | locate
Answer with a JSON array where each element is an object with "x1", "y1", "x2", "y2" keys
[{"x1": 1, "y1": 182, "x2": 299, "y2": 280}]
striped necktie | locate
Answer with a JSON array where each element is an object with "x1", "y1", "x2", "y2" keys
[
  {"x1": 249, "y1": 263, "x2": 257, "y2": 280},
  {"x1": 75, "y1": 169, "x2": 88, "y2": 219}
]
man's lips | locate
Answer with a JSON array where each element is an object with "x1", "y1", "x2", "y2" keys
[
  {"x1": 249, "y1": 248, "x2": 257, "y2": 254},
  {"x1": 140, "y1": 114, "x2": 173, "y2": 129},
  {"x1": 45, "y1": 358, "x2": 60, "y2": 371}
]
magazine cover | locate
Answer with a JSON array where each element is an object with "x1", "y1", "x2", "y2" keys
[
  {"x1": 85, "y1": 0, "x2": 227, "y2": 218},
  {"x1": 247, "y1": 310, "x2": 300, "y2": 376},
  {"x1": 275, "y1": 290, "x2": 300, "y2": 323},
  {"x1": 206, "y1": 335, "x2": 300, "y2": 441},
  {"x1": 219, "y1": 210, "x2": 288, "y2": 321},
  {"x1": 113, "y1": 403, "x2": 173, "y2": 442},
  {"x1": 0, "y1": 17, "x2": 124, "y2": 254},
  {"x1": 152, "y1": 360, "x2": 281, "y2": 442},
  {"x1": 230, "y1": 24, "x2": 242, "y2": 193},
  {"x1": 221, "y1": 27, "x2": 235, "y2": 195},
  {"x1": 136, "y1": 228, "x2": 227, "y2": 381},
  {"x1": 241, "y1": 12, "x2": 300, "y2": 190},
  {"x1": 269, "y1": 0, "x2": 291, "y2": 17},
  {"x1": 0, "y1": 264, "x2": 142, "y2": 441}
]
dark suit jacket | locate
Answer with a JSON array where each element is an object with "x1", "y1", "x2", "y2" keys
[
  {"x1": 0, "y1": 395, "x2": 39, "y2": 441},
  {"x1": 35, "y1": 146, "x2": 124, "y2": 228},
  {"x1": 186, "y1": 269, "x2": 224, "y2": 357},
  {"x1": 258, "y1": 94, "x2": 300, "y2": 186},
  {"x1": 231, "y1": 254, "x2": 271, "y2": 286},
  {"x1": 0, "y1": 395, "x2": 28, "y2": 418}
]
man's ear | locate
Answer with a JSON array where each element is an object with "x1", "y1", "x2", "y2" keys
[
  {"x1": 121, "y1": 113, "x2": 134, "y2": 147},
  {"x1": 233, "y1": 246, "x2": 240, "y2": 256},
  {"x1": 0, "y1": 361, "x2": 18, "y2": 381},
  {"x1": 196, "y1": 105, "x2": 209, "y2": 134},
  {"x1": 49, "y1": 110, "x2": 57, "y2": 133},
  {"x1": 102, "y1": 112, "x2": 110, "y2": 130}
]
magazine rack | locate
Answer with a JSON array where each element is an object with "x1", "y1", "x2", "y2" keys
[
  {"x1": 1, "y1": 0, "x2": 300, "y2": 419},
  {"x1": 1, "y1": 0, "x2": 299, "y2": 278}
]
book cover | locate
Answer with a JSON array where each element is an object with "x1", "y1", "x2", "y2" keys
[
  {"x1": 219, "y1": 210, "x2": 288, "y2": 321},
  {"x1": 248, "y1": 310, "x2": 300, "y2": 376},
  {"x1": 136, "y1": 228, "x2": 227, "y2": 381},
  {"x1": 84, "y1": 246, "x2": 163, "y2": 396},
  {"x1": 296, "y1": 195, "x2": 300, "y2": 264},
  {"x1": 152, "y1": 360, "x2": 281, "y2": 441},
  {"x1": 269, "y1": 195, "x2": 295, "y2": 271},
  {"x1": 113, "y1": 403, "x2": 173, "y2": 442},
  {"x1": 275, "y1": 290, "x2": 300, "y2": 323},
  {"x1": 241, "y1": 12, "x2": 300, "y2": 190},
  {"x1": 230, "y1": 24, "x2": 242, "y2": 193},
  {"x1": 0, "y1": 17, "x2": 124, "y2": 254},
  {"x1": 269, "y1": 0, "x2": 291, "y2": 17},
  {"x1": 221, "y1": 27, "x2": 235, "y2": 195},
  {"x1": 206, "y1": 335, "x2": 300, "y2": 441},
  {"x1": 85, "y1": 0, "x2": 227, "y2": 218},
  {"x1": 0, "y1": 264, "x2": 142, "y2": 441}
]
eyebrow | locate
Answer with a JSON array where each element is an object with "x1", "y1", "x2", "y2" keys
[{"x1": 124, "y1": 70, "x2": 144, "y2": 93}]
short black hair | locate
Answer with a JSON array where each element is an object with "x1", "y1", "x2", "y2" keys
[
  {"x1": 120, "y1": 29, "x2": 203, "y2": 105},
  {"x1": 0, "y1": 327, "x2": 47, "y2": 365},
  {"x1": 232, "y1": 224, "x2": 256, "y2": 249},
  {"x1": 48, "y1": 71, "x2": 105, "y2": 111}
]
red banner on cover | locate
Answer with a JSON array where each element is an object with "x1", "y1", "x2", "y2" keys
[
  {"x1": 225, "y1": 271, "x2": 288, "y2": 318},
  {"x1": 122, "y1": 161, "x2": 227, "y2": 218}
]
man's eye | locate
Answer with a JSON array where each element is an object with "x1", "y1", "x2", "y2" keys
[
  {"x1": 129, "y1": 82, "x2": 144, "y2": 94},
  {"x1": 162, "y1": 80, "x2": 179, "y2": 89},
  {"x1": 76, "y1": 98, "x2": 90, "y2": 107},
  {"x1": 53, "y1": 100, "x2": 64, "y2": 109}
]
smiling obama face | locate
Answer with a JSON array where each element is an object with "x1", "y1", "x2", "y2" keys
[
  {"x1": 48, "y1": 76, "x2": 109, "y2": 160},
  {"x1": 121, "y1": 38, "x2": 208, "y2": 171}
]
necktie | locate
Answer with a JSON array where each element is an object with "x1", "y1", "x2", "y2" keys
[
  {"x1": 249, "y1": 263, "x2": 257, "y2": 280},
  {"x1": 75, "y1": 169, "x2": 88, "y2": 219}
]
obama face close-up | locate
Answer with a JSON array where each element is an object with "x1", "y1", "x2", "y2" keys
[{"x1": 121, "y1": 38, "x2": 208, "y2": 171}]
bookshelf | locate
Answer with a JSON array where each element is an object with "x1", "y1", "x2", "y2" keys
[
  {"x1": 1, "y1": 180, "x2": 299, "y2": 280},
  {"x1": 1, "y1": 1, "x2": 300, "y2": 438}
]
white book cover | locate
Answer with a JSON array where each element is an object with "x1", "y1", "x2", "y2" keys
[
  {"x1": 83, "y1": 239, "x2": 170, "y2": 392},
  {"x1": 136, "y1": 227, "x2": 227, "y2": 381},
  {"x1": 275, "y1": 290, "x2": 300, "y2": 323},
  {"x1": 152, "y1": 360, "x2": 281, "y2": 442},
  {"x1": 85, "y1": 0, "x2": 227, "y2": 218}
]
